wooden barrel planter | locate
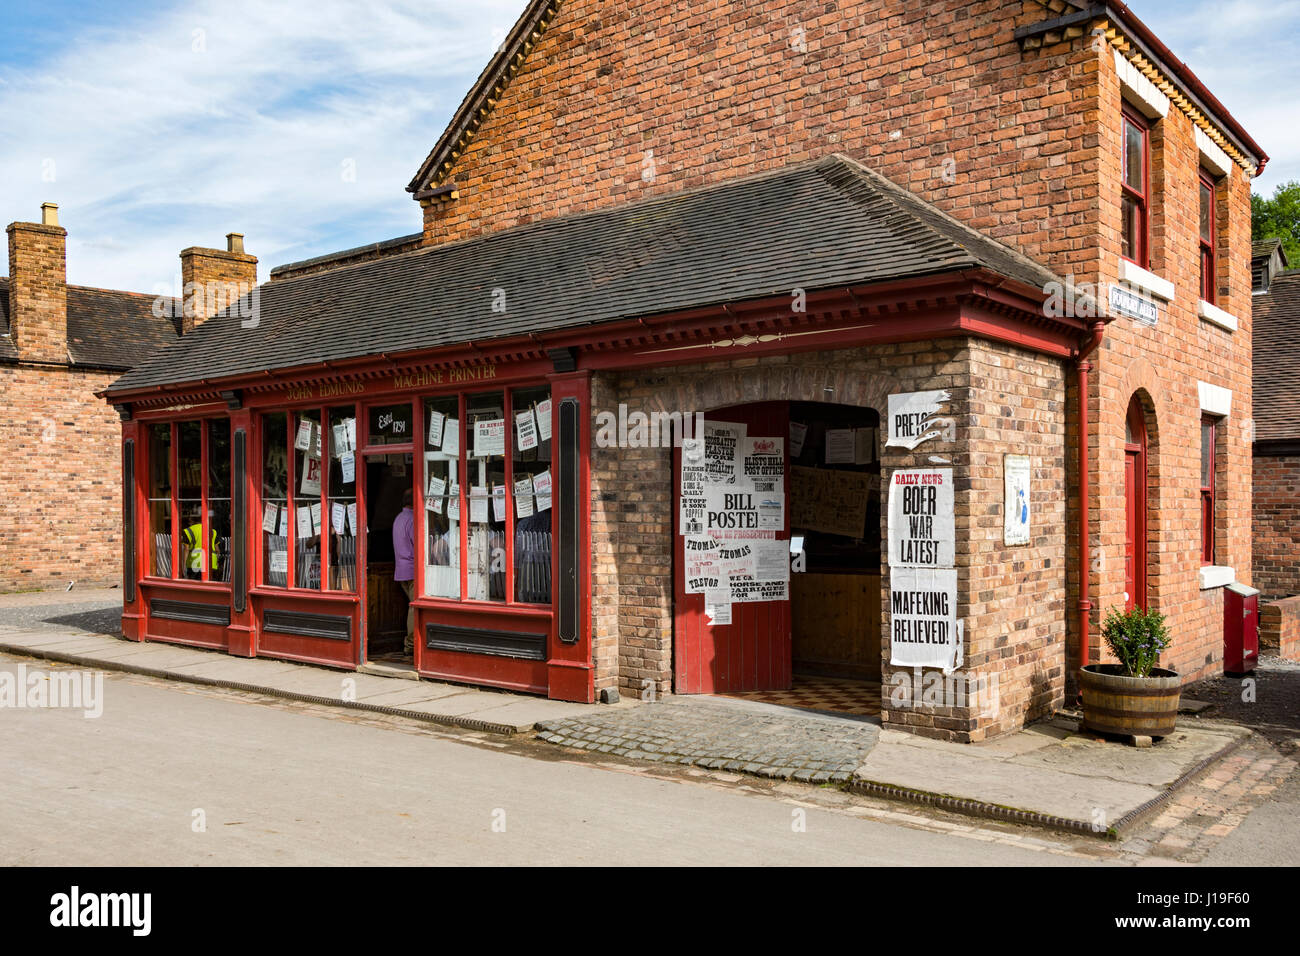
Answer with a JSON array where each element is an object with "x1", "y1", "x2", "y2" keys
[{"x1": 1079, "y1": 664, "x2": 1181, "y2": 739}]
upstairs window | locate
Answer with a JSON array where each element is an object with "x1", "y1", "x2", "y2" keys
[
  {"x1": 1199, "y1": 171, "x2": 1217, "y2": 304},
  {"x1": 1121, "y1": 108, "x2": 1150, "y2": 268}
]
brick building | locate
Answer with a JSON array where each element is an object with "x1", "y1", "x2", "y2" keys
[
  {"x1": 102, "y1": 0, "x2": 1265, "y2": 741},
  {"x1": 1, "y1": 203, "x2": 258, "y2": 593}
]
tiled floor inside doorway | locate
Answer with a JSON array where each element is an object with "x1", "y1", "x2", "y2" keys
[{"x1": 722, "y1": 674, "x2": 881, "y2": 718}]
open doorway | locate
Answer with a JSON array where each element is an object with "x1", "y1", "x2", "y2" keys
[{"x1": 364, "y1": 453, "x2": 415, "y2": 663}]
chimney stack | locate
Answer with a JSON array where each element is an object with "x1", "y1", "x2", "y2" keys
[
  {"x1": 179, "y1": 234, "x2": 258, "y2": 334},
  {"x1": 6, "y1": 203, "x2": 68, "y2": 363}
]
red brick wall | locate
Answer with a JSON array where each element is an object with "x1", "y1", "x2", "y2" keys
[
  {"x1": 1253, "y1": 454, "x2": 1300, "y2": 602},
  {"x1": 1260, "y1": 597, "x2": 1300, "y2": 661},
  {"x1": 6, "y1": 222, "x2": 68, "y2": 364},
  {"x1": 0, "y1": 364, "x2": 123, "y2": 591}
]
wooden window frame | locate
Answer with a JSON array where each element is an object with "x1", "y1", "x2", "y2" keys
[
  {"x1": 1201, "y1": 415, "x2": 1216, "y2": 566},
  {"x1": 1199, "y1": 170, "x2": 1218, "y2": 305},
  {"x1": 1121, "y1": 106, "x2": 1151, "y2": 269},
  {"x1": 147, "y1": 414, "x2": 229, "y2": 584}
]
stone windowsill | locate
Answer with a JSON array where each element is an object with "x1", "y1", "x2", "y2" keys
[
  {"x1": 1198, "y1": 299, "x2": 1239, "y2": 332},
  {"x1": 1199, "y1": 565, "x2": 1234, "y2": 590},
  {"x1": 1119, "y1": 259, "x2": 1176, "y2": 302}
]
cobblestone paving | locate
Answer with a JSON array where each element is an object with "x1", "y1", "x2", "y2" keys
[
  {"x1": 537, "y1": 695, "x2": 881, "y2": 783},
  {"x1": 1120, "y1": 734, "x2": 1298, "y2": 862}
]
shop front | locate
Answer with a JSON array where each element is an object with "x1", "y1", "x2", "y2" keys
[{"x1": 117, "y1": 360, "x2": 593, "y2": 702}]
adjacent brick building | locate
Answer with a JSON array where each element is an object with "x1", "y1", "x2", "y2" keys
[
  {"x1": 1, "y1": 203, "x2": 256, "y2": 593},
  {"x1": 103, "y1": 0, "x2": 1265, "y2": 741}
]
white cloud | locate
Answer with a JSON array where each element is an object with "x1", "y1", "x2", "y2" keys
[{"x1": 0, "y1": 0, "x2": 528, "y2": 292}]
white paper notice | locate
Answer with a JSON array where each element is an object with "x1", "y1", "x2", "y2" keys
[
  {"x1": 889, "y1": 567, "x2": 961, "y2": 673},
  {"x1": 887, "y1": 468, "x2": 955, "y2": 569},
  {"x1": 704, "y1": 590, "x2": 732, "y2": 626},
  {"x1": 740, "y1": 437, "x2": 783, "y2": 492},
  {"x1": 442, "y1": 419, "x2": 459, "y2": 457},
  {"x1": 332, "y1": 423, "x2": 350, "y2": 459},
  {"x1": 270, "y1": 550, "x2": 288, "y2": 574},
  {"x1": 340, "y1": 451, "x2": 355, "y2": 486},
  {"x1": 346, "y1": 502, "x2": 358, "y2": 536},
  {"x1": 514, "y1": 476, "x2": 535, "y2": 517},
  {"x1": 854, "y1": 426, "x2": 877, "y2": 465},
  {"x1": 532, "y1": 470, "x2": 552, "y2": 512},
  {"x1": 300, "y1": 456, "x2": 322, "y2": 496},
  {"x1": 310, "y1": 502, "x2": 322, "y2": 535},
  {"x1": 474, "y1": 419, "x2": 506, "y2": 457},
  {"x1": 1004, "y1": 454, "x2": 1031, "y2": 545},
  {"x1": 679, "y1": 437, "x2": 707, "y2": 535},
  {"x1": 330, "y1": 502, "x2": 346, "y2": 534},
  {"x1": 427, "y1": 410, "x2": 446, "y2": 449},
  {"x1": 277, "y1": 508, "x2": 289, "y2": 537},
  {"x1": 789, "y1": 421, "x2": 808, "y2": 458},
  {"x1": 703, "y1": 422, "x2": 745, "y2": 484},
  {"x1": 886, "y1": 389, "x2": 953, "y2": 450},
  {"x1": 447, "y1": 484, "x2": 460, "y2": 521},
  {"x1": 491, "y1": 485, "x2": 507, "y2": 522},
  {"x1": 427, "y1": 476, "x2": 446, "y2": 514},
  {"x1": 296, "y1": 506, "x2": 312, "y2": 539},
  {"x1": 295, "y1": 420, "x2": 313, "y2": 452},
  {"x1": 536, "y1": 399, "x2": 552, "y2": 442},
  {"x1": 516, "y1": 409, "x2": 539, "y2": 451},
  {"x1": 261, "y1": 504, "x2": 278, "y2": 534},
  {"x1": 470, "y1": 487, "x2": 489, "y2": 524},
  {"x1": 825, "y1": 428, "x2": 855, "y2": 464}
]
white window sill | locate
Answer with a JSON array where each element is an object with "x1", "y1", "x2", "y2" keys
[
  {"x1": 1199, "y1": 565, "x2": 1234, "y2": 590},
  {"x1": 1119, "y1": 260, "x2": 1176, "y2": 302},
  {"x1": 1198, "y1": 299, "x2": 1238, "y2": 332}
]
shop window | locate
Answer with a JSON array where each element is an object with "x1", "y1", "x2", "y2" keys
[
  {"x1": 511, "y1": 385, "x2": 553, "y2": 604},
  {"x1": 147, "y1": 423, "x2": 172, "y2": 577},
  {"x1": 260, "y1": 406, "x2": 359, "y2": 592},
  {"x1": 146, "y1": 417, "x2": 230, "y2": 582},
  {"x1": 1199, "y1": 171, "x2": 1218, "y2": 304},
  {"x1": 423, "y1": 395, "x2": 461, "y2": 599},
  {"x1": 261, "y1": 412, "x2": 289, "y2": 587},
  {"x1": 1201, "y1": 416, "x2": 1216, "y2": 566},
  {"x1": 1121, "y1": 107, "x2": 1150, "y2": 268},
  {"x1": 327, "y1": 406, "x2": 358, "y2": 590},
  {"x1": 367, "y1": 402, "x2": 413, "y2": 447},
  {"x1": 467, "y1": 391, "x2": 508, "y2": 601}
]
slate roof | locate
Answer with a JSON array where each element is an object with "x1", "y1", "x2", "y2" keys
[
  {"x1": 0, "y1": 276, "x2": 181, "y2": 370},
  {"x1": 1254, "y1": 268, "x2": 1300, "y2": 443},
  {"x1": 106, "y1": 153, "x2": 1064, "y2": 396}
]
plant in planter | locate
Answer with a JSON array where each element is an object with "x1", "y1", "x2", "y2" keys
[{"x1": 1079, "y1": 605, "x2": 1181, "y2": 740}]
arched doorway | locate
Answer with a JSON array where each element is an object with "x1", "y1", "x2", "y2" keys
[{"x1": 1124, "y1": 394, "x2": 1148, "y2": 610}]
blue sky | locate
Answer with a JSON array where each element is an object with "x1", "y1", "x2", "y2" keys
[{"x1": 0, "y1": 0, "x2": 1295, "y2": 294}]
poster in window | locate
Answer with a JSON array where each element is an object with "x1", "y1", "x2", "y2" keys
[
  {"x1": 532, "y1": 470, "x2": 552, "y2": 512},
  {"x1": 1003, "y1": 454, "x2": 1031, "y2": 546},
  {"x1": 789, "y1": 421, "x2": 808, "y2": 458},
  {"x1": 536, "y1": 399, "x2": 553, "y2": 442},
  {"x1": 516, "y1": 408, "x2": 539, "y2": 451},
  {"x1": 474, "y1": 419, "x2": 506, "y2": 457},
  {"x1": 427, "y1": 410, "x2": 446, "y2": 449},
  {"x1": 442, "y1": 419, "x2": 460, "y2": 457},
  {"x1": 261, "y1": 504, "x2": 278, "y2": 534},
  {"x1": 300, "y1": 456, "x2": 322, "y2": 496},
  {"x1": 887, "y1": 468, "x2": 955, "y2": 568}
]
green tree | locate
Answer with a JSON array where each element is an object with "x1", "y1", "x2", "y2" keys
[{"x1": 1252, "y1": 180, "x2": 1300, "y2": 265}]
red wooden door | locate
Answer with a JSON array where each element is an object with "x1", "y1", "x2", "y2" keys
[
  {"x1": 673, "y1": 402, "x2": 791, "y2": 694},
  {"x1": 1124, "y1": 451, "x2": 1137, "y2": 610}
]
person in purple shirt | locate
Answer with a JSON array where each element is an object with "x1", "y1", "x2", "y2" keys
[{"x1": 392, "y1": 488, "x2": 416, "y2": 655}]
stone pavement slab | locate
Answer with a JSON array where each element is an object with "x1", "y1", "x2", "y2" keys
[{"x1": 0, "y1": 627, "x2": 597, "y2": 735}]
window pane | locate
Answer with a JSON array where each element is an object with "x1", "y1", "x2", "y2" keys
[
  {"x1": 423, "y1": 396, "x2": 462, "y2": 599},
  {"x1": 1201, "y1": 420, "x2": 1214, "y2": 488},
  {"x1": 207, "y1": 419, "x2": 231, "y2": 584},
  {"x1": 467, "y1": 392, "x2": 507, "y2": 601},
  {"x1": 147, "y1": 423, "x2": 173, "y2": 577},
  {"x1": 1202, "y1": 248, "x2": 1214, "y2": 303},
  {"x1": 1121, "y1": 195, "x2": 1139, "y2": 262},
  {"x1": 178, "y1": 421, "x2": 204, "y2": 580},
  {"x1": 512, "y1": 386, "x2": 553, "y2": 604},
  {"x1": 1199, "y1": 180, "x2": 1213, "y2": 242},
  {"x1": 368, "y1": 402, "x2": 412, "y2": 446},
  {"x1": 261, "y1": 412, "x2": 289, "y2": 587},
  {"x1": 294, "y1": 410, "x2": 323, "y2": 589},
  {"x1": 327, "y1": 407, "x2": 358, "y2": 591},
  {"x1": 1124, "y1": 118, "x2": 1144, "y2": 191}
]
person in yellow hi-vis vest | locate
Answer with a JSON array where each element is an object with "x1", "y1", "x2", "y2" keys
[{"x1": 182, "y1": 521, "x2": 220, "y2": 577}]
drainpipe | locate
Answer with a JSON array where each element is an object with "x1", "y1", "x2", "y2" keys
[{"x1": 1076, "y1": 320, "x2": 1106, "y2": 689}]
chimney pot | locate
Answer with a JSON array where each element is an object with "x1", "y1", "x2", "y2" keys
[
  {"x1": 40, "y1": 202, "x2": 59, "y2": 227},
  {"x1": 226, "y1": 232, "x2": 244, "y2": 254}
]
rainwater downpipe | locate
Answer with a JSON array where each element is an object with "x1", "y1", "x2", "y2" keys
[{"x1": 1076, "y1": 320, "x2": 1107, "y2": 688}]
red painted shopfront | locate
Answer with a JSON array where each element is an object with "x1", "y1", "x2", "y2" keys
[{"x1": 116, "y1": 360, "x2": 593, "y2": 703}]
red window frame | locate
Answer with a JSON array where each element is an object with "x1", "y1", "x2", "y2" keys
[
  {"x1": 1201, "y1": 416, "x2": 1216, "y2": 566},
  {"x1": 146, "y1": 415, "x2": 230, "y2": 584},
  {"x1": 260, "y1": 402, "x2": 361, "y2": 593},
  {"x1": 1121, "y1": 106, "x2": 1151, "y2": 268},
  {"x1": 1199, "y1": 170, "x2": 1217, "y2": 304}
]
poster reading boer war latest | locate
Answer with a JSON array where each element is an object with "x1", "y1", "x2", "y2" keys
[
  {"x1": 887, "y1": 468, "x2": 955, "y2": 568},
  {"x1": 889, "y1": 567, "x2": 961, "y2": 673}
]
